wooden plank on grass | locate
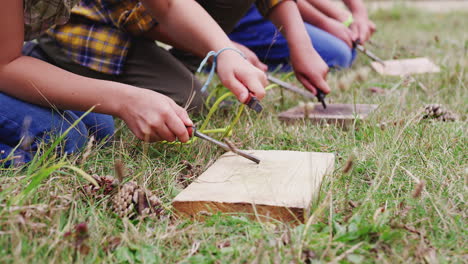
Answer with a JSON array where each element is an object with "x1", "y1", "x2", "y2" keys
[
  {"x1": 278, "y1": 103, "x2": 378, "y2": 127},
  {"x1": 172, "y1": 150, "x2": 334, "y2": 223},
  {"x1": 371, "y1": 57, "x2": 440, "y2": 76}
]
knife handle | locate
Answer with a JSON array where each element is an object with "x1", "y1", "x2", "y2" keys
[
  {"x1": 186, "y1": 126, "x2": 194, "y2": 138},
  {"x1": 353, "y1": 39, "x2": 361, "y2": 49},
  {"x1": 245, "y1": 92, "x2": 263, "y2": 113},
  {"x1": 246, "y1": 92, "x2": 256, "y2": 104}
]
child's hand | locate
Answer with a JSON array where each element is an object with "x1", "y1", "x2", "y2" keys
[
  {"x1": 232, "y1": 42, "x2": 268, "y2": 72},
  {"x1": 118, "y1": 88, "x2": 193, "y2": 143},
  {"x1": 321, "y1": 18, "x2": 355, "y2": 48},
  {"x1": 350, "y1": 15, "x2": 376, "y2": 44},
  {"x1": 290, "y1": 47, "x2": 330, "y2": 96},
  {"x1": 216, "y1": 50, "x2": 268, "y2": 103}
]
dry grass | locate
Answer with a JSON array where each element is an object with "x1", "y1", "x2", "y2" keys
[{"x1": 1, "y1": 6, "x2": 467, "y2": 263}]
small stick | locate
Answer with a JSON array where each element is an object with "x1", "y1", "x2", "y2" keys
[{"x1": 224, "y1": 139, "x2": 260, "y2": 164}]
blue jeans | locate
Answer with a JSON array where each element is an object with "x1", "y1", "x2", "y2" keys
[
  {"x1": 0, "y1": 43, "x2": 114, "y2": 166},
  {"x1": 228, "y1": 6, "x2": 356, "y2": 71}
]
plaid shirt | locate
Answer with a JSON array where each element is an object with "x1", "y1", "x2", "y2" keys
[
  {"x1": 47, "y1": 0, "x2": 291, "y2": 75},
  {"x1": 24, "y1": 0, "x2": 80, "y2": 40}
]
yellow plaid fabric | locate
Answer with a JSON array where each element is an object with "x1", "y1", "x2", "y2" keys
[
  {"x1": 47, "y1": 0, "x2": 157, "y2": 74},
  {"x1": 47, "y1": 0, "x2": 290, "y2": 75},
  {"x1": 256, "y1": 0, "x2": 293, "y2": 17}
]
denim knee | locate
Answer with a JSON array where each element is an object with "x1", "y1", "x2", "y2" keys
[
  {"x1": 304, "y1": 23, "x2": 355, "y2": 69},
  {"x1": 0, "y1": 143, "x2": 33, "y2": 166},
  {"x1": 56, "y1": 111, "x2": 89, "y2": 154},
  {"x1": 327, "y1": 45, "x2": 355, "y2": 69},
  {"x1": 70, "y1": 111, "x2": 115, "y2": 143}
]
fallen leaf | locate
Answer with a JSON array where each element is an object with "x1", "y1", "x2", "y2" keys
[
  {"x1": 281, "y1": 229, "x2": 291, "y2": 245},
  {"x1": 217, "y1": 240, "x2": 231, "y2": 249},
  {"x1": 412, "y1": 181, "x2": 425, "y2": 198},
  {"x1": 342, "y1": 155, "x2": 355, "y2": 174},
  {"x1": 301, "y1": 248, "x2": 316, "y2": 263},
  {"x1": 348, "y1": 201, "x2": 359, "y2": 209},
  {"x1": 103, "y1": 236, "x2": 122, "y2": 252},
  {"x1": 369, "y1": 87, "x2": 386, "y2": 94}
]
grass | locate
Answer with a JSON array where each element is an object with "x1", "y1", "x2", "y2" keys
[{"x1": 1, "y1": 6, "x2": 467, "y2": 264}]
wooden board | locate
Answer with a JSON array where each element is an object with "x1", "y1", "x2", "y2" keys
[
  {"x1": 172, "y1": 150, "x2": 334, "y2": 223},
  {"x1": 371, "y1": 57, "x2": 440, "y2": 76},
  {"x1": 278, "y1": 103, "x2": 378, "y2": 127}
]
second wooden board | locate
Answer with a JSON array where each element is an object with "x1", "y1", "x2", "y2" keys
[
  {"x1": 278, "y1": 103, "x2": 378, "y2": 127},
  {"x1": 173, "y1": 150, "x2": 335, "y2": 223},
  {"x1": 371, "y1": 57, "x2": 440, "y2": 76}
]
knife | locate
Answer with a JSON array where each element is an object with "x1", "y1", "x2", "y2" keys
[
  {"x1": 187, "y1": 126, "x2": 260, "y2": 164},
  {"x1": 267, "y1": 75, "x2": 327, "y2": 109},
  {"x1": 356, "y1": 44, "x2": 386, "y2": 65}
]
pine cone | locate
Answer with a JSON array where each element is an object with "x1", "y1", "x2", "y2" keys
[
  {"x1": 422, "y1": 104, "x2": 458, "y2": 122},
  {"x1": 112, "y1": 181, "x2": 138, "y2": 218},
  {"x1": 82, "y1": 174, "x2": 119, "y2": 199},
  {"x1": 111, "y1": 181, "x2": 163, "y2": 219},
  {"x1": 139, "y1": 192, "x2": 164, "y2": 218}
]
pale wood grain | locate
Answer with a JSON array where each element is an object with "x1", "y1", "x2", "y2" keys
[
  {"x1": 172, "y1": 150, "x2": 335, "y2": 223},
  {"x1": 371, "y1": 57, "x2": 440, "y2": 76},
  {"x1": 278, "y1": 103, "x2": 378, "y2": 127}
]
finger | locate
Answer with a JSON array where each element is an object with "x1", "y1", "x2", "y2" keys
[
  {"x1": 302, "y1": 70, "x2": 331, "y2": 95},
  {"x1": 296, "y1": 74, "x2": 317, "y2": 95},
  {"x1": 166, "y1": 117, "x2": 190, "y2": 143},
  {"x1": 144, "y1": 111, "x2": 176, "y2": 141},
  {"x1": 171, "y1": 101, "x2": 193, "y2": 127},
  {"x1": 343, "y1": 29, "x2": 354, "y2": 48},
  {"x1": 369, "y1": 21, "x2": 377, "y2": 34},
  {"x1": 236, "y1": 70, "x2": 266, "y2": 100},
  {"x1": 238, "y1": 75, "x2": 265, "y2": 100},
  {"x1": 255, "y1": 60, "x2": 268, "y2": 72},
  {"x1": 148, "y1": 132, "x2": 163, "y2": 143},
  {"x1": 314, "y1": 76, "x2": 331, "y2": 94},
  {"x1": 360, "y1": 24, "x2": 370, "y2": 43},
  {"x1": 140, "y1": 133, "x2": 162, "y2": 143},
  {"x1": 248, "y1": 54, "x2": 267, "y2": 72},
  {"x1": 135, "y1": 122, "x2": 161, "y2": 142},
  {"x1": 350, "y1": 24, "x2": 359, "y2": 42},
  {"x1": 259, "y1": 71, "x2": 268, "y2": 87},
  {"x1": 223, "y1": 75, "x2": 249, "y2": 103},
  {"x1": 155, "y1": 123, "x2": 176, "y2": 142}
]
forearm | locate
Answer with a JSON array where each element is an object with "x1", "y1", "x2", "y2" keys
[
  {"x1": 0, "y1": 56, "x2": 133, "y2": 117},
  {"x1": 342, "y1": 0, "x2": 368, "y2": 17},
  {"x1": 142, "y1": 0, "x2": 233, "y2": 56},
  {"x1": 297, "y1": 0, "x2": 335, "y2": 29},
  {"x1": 305, "y1": 0, "x2": 349, "y2": 22},
  {"x1": 268, "y1": 1, "x2": 330, "y2": 95},
  {"x1": 269, "y1": 1, "x2": 315, "y2": 55},
  {"x1": 143, "y1": 26, "x2": 206, "y2": 58}
]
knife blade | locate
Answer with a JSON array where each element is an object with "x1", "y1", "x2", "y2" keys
[
  {"x1": 187, "y1": 127, "x2": 260, "y2": 164},
  {"x1": 356, "y1": 44, "x2": 386, "y2": 65},
  {"x1": 267, "y1": 75, "x2": 327, "y2": 109}
]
